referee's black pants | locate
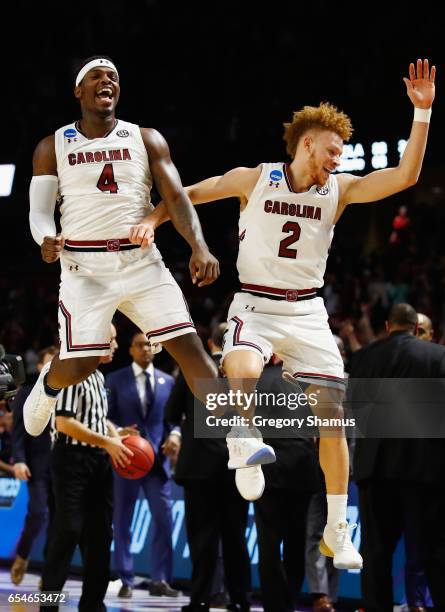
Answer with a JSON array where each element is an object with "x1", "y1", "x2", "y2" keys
[{"x1": 41, "y1": 444, "x2": 113, "y2": 612}]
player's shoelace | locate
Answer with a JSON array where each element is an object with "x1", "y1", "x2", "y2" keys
[
  {"x1": 334, "y1": 522, "x2": 357, "y2": 550},
  {"x1": 228, "y1": 429, "x2": 262, "y2": 456}
]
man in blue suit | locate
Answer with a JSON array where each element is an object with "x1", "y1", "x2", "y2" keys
[
  {"x1": 106, "y1": 332, "x2": 181, "y2": 599},
  {"x1": 10, "y1": 345, "x2": 58, "y2": 586}
]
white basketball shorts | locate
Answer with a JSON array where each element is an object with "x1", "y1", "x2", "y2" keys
[
  {"x1": 222, "y1": 292, "x2": 344, "y2": 390},
  {"x1": 58, "y1": 246, "x2": 195, "y2": 359}
]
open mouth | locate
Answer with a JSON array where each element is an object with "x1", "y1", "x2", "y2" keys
[{"x1": 96, "y1": 87, "x2": 113, "y2": 102}]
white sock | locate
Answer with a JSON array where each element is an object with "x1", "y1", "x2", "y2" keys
[{"x1": 326, "y1": 494, "x2": 348, "y2": 526}]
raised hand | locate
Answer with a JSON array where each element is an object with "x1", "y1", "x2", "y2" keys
[{"x1": 403, "y1": 58, "x2": 436, "y2": 109}]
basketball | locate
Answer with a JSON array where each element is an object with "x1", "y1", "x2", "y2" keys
[{"x1": 112, "y1": 435, "x2": 155, "y2": 479}]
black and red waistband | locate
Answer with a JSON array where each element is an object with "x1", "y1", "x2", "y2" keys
[
  {"x1": 241, "y1": 283, "x2": 318, "y2": 302},
  {"x1": 64, "y1": 239, "x2": 139, "y2": 252}
]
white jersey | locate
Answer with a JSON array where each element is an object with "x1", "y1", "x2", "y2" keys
[
  {"x1": 237, "y1": 162, "x2": 339, "y2": 289},
  {"x1": 55, "y1": 119, "x2": 154, "y2": 240}
]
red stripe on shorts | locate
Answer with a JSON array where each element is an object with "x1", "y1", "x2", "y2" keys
[{"x1": 59, "y1": 301, "x2": 111, "y2": 352}]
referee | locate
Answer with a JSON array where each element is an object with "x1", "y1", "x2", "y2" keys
[{"x1": 41, "y1": 324, "x2": 132, "y2": 612}]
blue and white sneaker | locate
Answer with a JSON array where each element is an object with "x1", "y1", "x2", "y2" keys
[{"x1": 226, "y1": 426, "x2": 276, "y2": 469}]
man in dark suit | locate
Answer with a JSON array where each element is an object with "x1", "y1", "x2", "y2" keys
[
  {"x1": 10, "y1": 346, "x2": 58, "y2": 585},
  {"x1": 106, "y1": 332, "x2": 180, "y2": 599},
  {"x1": 399, "y1": 312, "x2": 435, "y2": 612},
  {"x1": 350, "y1": 303, "x2": 445, "y2": 610},
  {"x1": 252, "y1": 357, "x2": 322, "y2": 612},
  {"x1": 165, "y1": 323, "x2": 251, "y2": 612}
]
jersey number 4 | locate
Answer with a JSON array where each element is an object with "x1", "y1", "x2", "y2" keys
[
  {"x1": 278, "y1": 221, "x2": 301, "y2": 258},
  {"x1": 96, "y1": 163, "x2": 118, "y2": 194}
]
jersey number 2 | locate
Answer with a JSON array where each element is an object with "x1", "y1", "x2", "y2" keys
[
  {"x1": 96, "y1": 163, "x2": 118, "y2": 194},
  {"x1": 278, "y1": 221, "x2": 301, "y2": 259}
]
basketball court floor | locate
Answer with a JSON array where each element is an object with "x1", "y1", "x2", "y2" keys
[
  {"x1": 0, "y1": 568, "x2": 411, "y2": 611},
  {"x1": 0, "y1": 568, "x2": 267, "y2": 611}
]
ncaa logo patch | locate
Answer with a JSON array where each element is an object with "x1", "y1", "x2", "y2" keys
[
  {"x1": 269, "y1": 169, "x2": 283, "y2": 188},
  {"x1": 316, "y1": 185, "x2": 329, "y2": 195},
  {"x1": 64, "y1": 128, "x2": 77, "y2": 143},
  {"x1": 117, "y1": 129, "x2": 130, "y2": 137}
]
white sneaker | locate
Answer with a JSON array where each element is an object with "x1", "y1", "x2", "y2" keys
[
  {"x1": 226, "y1": 427, "x2": 276, "y2": 469},
  {"x1": 23, "y1": 361, "x2": 59, "y2": 436},
  {"x1": 319, "y1": 522, "x2": 363, "y2": 569},
  {"x1": 235, "y1": 465, "x2": 265, "y2": 501}
]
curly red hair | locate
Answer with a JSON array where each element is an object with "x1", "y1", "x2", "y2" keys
[{"x1": 283, "y1": 102, "x2": 353, "y2": 157}]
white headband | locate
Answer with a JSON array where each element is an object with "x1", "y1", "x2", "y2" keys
[{"x1": 75, "y1": 58, "x2": 119, "y2": 87}]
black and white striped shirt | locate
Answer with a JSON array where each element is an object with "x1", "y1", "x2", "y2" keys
[{"x1": 54, "y1": 370, "x2": 108, "y2": 447}]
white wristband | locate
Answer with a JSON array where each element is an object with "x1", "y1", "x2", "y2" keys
[{"x1": 414, "y1": 107, "x2": 432, "y2": 123}]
